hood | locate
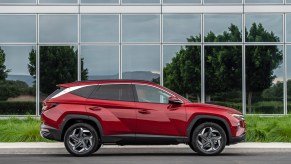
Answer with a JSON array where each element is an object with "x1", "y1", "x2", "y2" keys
[{"x1": 185, "y1": 103, "x2": 242, "y2": 114}]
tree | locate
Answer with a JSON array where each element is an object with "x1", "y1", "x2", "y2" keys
[
  {"x1": 28, "y1": 46, "x2": 88, "y2": 95},
  {"x1": 164, "y1": 23, "x2": 282, "y2": 111},
  {"x1": 245, "y1": 23, "x2": 283, "y2": 112},
  {"x1": 164, "y1": 35, "x2": 201, "y2": 101},
  {"x1": 204, "y1": 24, "x2": 242, "y2": 101},
  {"x1": 0, "y1": 47, "x2": 10, "y2": 80},
  {"x1": 0, "y1": 80, "x2": 32, "y2": 101}
]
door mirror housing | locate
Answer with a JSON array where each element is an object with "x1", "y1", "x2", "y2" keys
[{"x1": 168, "y1": 96, "x2": 183, "y2": 104}]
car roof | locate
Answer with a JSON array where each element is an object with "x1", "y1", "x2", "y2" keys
[{"x1": 57, "y1": 79, "x2": 157, "y2": 88}]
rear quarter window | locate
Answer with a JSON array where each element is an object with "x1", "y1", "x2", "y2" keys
[
  {"x1": 45, "y1": 87, "x2": 66, "y2": 100},
  {"x1": 70, "y1": 85, "x2": 98, "y2": 98}
]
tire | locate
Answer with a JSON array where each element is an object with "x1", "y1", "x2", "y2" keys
[
  {"x1": 189, "y1": 144, "x2": 196, "y2": 152},
  {"x1": 64, "y1": 123, "x2": 99, "y2": 157},
  {"x1": 190, "y1": 122, "x2": 226, "y2": 156},
  {"x1": 93, "y1": 144, "x2": 102, "y2": 153}
]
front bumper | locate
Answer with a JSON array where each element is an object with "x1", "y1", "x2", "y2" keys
[
  {"x1": 40, "y1": 124, "x2": 62, "y2": 141},
  {"x1": 229, "y1": 133, "x2": 246, "y2": 144}
]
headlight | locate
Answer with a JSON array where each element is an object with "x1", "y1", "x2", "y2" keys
[{"x1": 232, "y1": 114, "x2": 245, "y2": 120}]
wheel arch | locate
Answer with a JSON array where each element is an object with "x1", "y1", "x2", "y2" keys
[
  {"x1": 187, "y1": 115, "x2": 232, "y2": 145},
  {"x1": 60, "y1": 114, "x2": 103, "y2": 141}
]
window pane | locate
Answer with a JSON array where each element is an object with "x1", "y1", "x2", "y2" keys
[
  {"x1": 39, "y1": 46, "x2": 78, "y2": 102},
  {"x1": 287, "y1": 0, "x2": 291, "y2": 3},
  {"x1": 122, "y1": 45, "x2": 160, "y2": 83},
  {"x1": 245, "y1": 0, "x2": 283, "y2": 3},
  {"x1": 81, "y1": 15, "x2": 119, "y2": 43},
  {"x1": 204, "y1": 14, "x2": 242, "y2": 42},
  {"x1": 135, "y1": 85, "x2": 171, "y2": 104},
  {"x1": 163, "y1": 0, "x2": 201, "y2": 3},
  {"x1": 205, "y1": 46, "x2": 242, "y2": 111},
  {"x1": 122, "y1": 0, "x2": 160, "y2": 3},
  {"x1": 163, "y1": 14, "x2": 201, "y2": 43},
  {"x1": 163, "y1": 45, "x2": 201, "y2": 102},
  {"x1": 71, "y1": 86, "x2": 97, "y2": 98},
  {"x1": 81, "y1": 45, "x2": 119, "y2": 80},
  {"x1": 122, "y1": 15, "x2": 160, "y2": 43},
  {"x1": 246, "y1": 45, "x2": 283, "y2": 114},
  {"x1": 81, "y1": 0, "x2": 119, "y2": 3},
  {"x1": 0, "y1": 15, "x2": 36, "y2": 43},
  {"x1": 40, "y1": 15, "x2": 78, "y2": 43},
  {"x1": 246, "y1": 14, "x2": 283, "y2": 42},
  {"x1": 204, "y1": 0, "x2": 241, "y2": 3},
  {"x1": 0, "y1": 46, "x2": 36, "y2": 115},
  {"x1": 287, "y1": 14, "x2": 291, "y2": 43},
  {"x1": 91, "y1": 84, "x2": 134, "y2": 101},
  {"x1": 0, "y1": 0, "x2": 35, "y2": 3},
  {"x1": 287, "y1": 46, "x2": 291, "y2": 114},
  {"x1": 39, "y1": 0, "x2": 78, "y2": 3}
]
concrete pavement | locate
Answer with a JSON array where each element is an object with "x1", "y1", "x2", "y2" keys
[{"x1": 1, "y1": 142, "x2": 291, "y2": 154}]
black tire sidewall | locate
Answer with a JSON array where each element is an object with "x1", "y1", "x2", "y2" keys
[
  {"x1": 191, "y1": 122, "x2": 226, "y2": 156},
  {"x1": 64, "y1": 123, "x2": 99, "y2": 157}
]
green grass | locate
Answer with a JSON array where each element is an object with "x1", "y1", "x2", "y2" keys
[
  {"x1": 0, "y1": 117, "x2": 52, "y2": 142},
  {"x1": 246, "y1": 115, "x2": 291, "y2": 142},
  {"x1": 0, "y1": 116, "x2": 291, "y2": 142}
]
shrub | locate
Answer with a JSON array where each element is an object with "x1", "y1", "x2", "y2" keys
[{"x1": 0, "y1": 102, "x2": 36, "y2": 115}]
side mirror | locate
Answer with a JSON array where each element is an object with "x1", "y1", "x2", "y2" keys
[{"x1": 168, "y1": 96, "x2": 183, "y2": 104}]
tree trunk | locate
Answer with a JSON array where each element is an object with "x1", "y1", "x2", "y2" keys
[
  {"x1": 186, "y1": 93, "x2": 189, "y2": 100},
  {"x1": 206, "y1": 95, "x2": 211, "y2": 102},
  {"x1": 197, "y1": 95, "x2": 200, "y2": 102},
  {"x1": 247, "y1": 92, "x2": 252, "y2": 113}
]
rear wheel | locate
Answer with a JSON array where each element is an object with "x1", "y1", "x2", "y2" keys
[
  {"x1": 64, "y1": 123, "x2": 99, "y2": 157},
  {"x1": 191, "y1": 122, "x2": 226, "y2": 155}
]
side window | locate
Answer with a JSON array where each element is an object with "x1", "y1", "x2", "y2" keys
[
  {"x1": 135, "y1": 85, "x2": 172, "y2": 104},
  {"x1": 70, "y1": 85, "x2": 97, "y2": 98},
  {"x1": 90, "y1": 84, "x2": 134, "y2": 102}
]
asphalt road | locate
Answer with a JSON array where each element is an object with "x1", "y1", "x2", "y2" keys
[{"x1": 0, "y1": 149, "x2": 290, "y2": 164}]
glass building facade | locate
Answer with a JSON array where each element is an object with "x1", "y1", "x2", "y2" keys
[{"x1": 0, "y1": 0, "x2": 291, "y2": 116}]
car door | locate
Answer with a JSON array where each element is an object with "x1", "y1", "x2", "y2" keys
[
  {"x1": 133, "y1": 84, "x2": 186, "y2": 137},
  {"x1": 85, "y1": 84, "x2": 136, "y2": 136}
]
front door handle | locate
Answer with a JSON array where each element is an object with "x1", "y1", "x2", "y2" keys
[
  {"x1": 89, "y1": 106, "x2": 102, "y2": 111},
  {"x1": 138, "y1": 109, "x2": 150, "y2": 114}
]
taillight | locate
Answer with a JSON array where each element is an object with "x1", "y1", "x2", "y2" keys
[{"x1": 42, "y1": 102, "x2": 58, "y2": 111}]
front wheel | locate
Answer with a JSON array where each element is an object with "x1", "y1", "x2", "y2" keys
[
  {"x1": 64, "y1": 123, "x2": 99, "y2": 157},
  {"x1": 191, "y1": 122, "x2": 226, "y2": 156}
]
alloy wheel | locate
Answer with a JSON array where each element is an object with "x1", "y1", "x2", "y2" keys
[
  {"x1": 68, "y1": 127, "x2": 94, "y2": 153},
  {"x1": 196, "y1": 127, "x2": 222, "y2": 153}
]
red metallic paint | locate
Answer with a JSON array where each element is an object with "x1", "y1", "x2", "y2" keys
[{"x1": 41, "y1": 80, "x2": 245, "y2": 142}]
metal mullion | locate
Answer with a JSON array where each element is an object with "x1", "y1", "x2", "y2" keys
[
  {"x1": 201, "y1": 13, "x2": 205, "y2": 103},
  {"x1": 160, "y1": 8, "x2": 163, "y2": 86},
  {"x1": 284, "y1": 13, "x2": 288, "y2": 115},
  {"x1": 77, "y1": 4, "x2": 81, "y2": 81},
  {"x1": 122, "y1": 42, "x2": 161, "y2": 45},
  {"x1": 203, "y1": 43, "x2": 243, "y2": 46},
  {"x1": 80, "y1": 42, "x2": 119, "y2": 46},
  {"x1": 163, "y1": 42, "x2": 202, "y2": 45},
  {"x1": 36, "y1": 13, "x2": 40, "y2": 116},
  {"x1": 119, "y1": 14, "x2": 122, "y2": 79},
  {"x1": 244, "y1": 43, "x2": 285, "y2": 46}
]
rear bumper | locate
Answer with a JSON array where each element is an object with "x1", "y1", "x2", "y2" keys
[
  {"x1": 229, "y1": 133, "x2": 246, "y2": 144},
  {"x1": 40, "y1": 124, "x2": 62, "y2": 141}
]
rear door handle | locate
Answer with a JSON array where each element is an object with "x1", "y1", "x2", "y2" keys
[
  {"x1": 138, "y1": 110, "x2": 150, "y2": 114},
  {"x1": 89, "y1": 106, "x2": 102, "y2": 111}
]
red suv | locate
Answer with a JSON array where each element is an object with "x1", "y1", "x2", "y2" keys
[{"x1": 40, "y1": 80, "x2": 245, "y2": 156}]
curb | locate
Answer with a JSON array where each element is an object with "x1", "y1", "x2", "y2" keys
[{"x1": 1, "y1": 143, "x2": 291, "y2": 154}]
